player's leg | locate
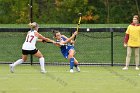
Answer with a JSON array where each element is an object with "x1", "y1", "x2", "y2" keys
[
  {"x1": 74, "y1": 58, "x2": 78, "y2": 67},
  {"x1": 68, "y1": 49, "x2": 75, "y2": 73},
  {"x1": 135, "y1": 47, "x2": 139, "y2": 70},
  {"x1": 10, "y1": 55, "x2": 27, "y2": 73},
  {"x1": 123, "y1": 46, "x2": 132, "y2": 70},
  {"x1": 13, "y1": 55, "x2": 27, "y2": 66},
  {"x1": 74, "y1": 58, "x2": 80, "y2": 72},
  {"x1": 34, "y1": 50, "x2": 46, "y2": 73}
]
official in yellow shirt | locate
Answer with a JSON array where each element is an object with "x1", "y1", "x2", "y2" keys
[
  {"x1": 123, "y1": 15, "x2": 140, "y2": 70},
  {"x1": 126, "y1": 24, "x2": 140, "y2": 47}
]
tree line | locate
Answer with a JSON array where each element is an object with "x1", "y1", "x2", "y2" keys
[{"x1": 0, "y1": 0, "x2": 140, "y2": 24}]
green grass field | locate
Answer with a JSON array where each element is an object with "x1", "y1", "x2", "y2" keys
[{"x1": 0, "y1": 65, "x2": 140, "y2": 93}]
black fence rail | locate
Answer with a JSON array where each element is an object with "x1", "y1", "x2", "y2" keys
[{"x1": 0, "y1": 27, "x2": 126, "y2": 32}]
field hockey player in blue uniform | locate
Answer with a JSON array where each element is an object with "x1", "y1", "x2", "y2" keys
[{"x1": 53, "y1": 30, "x2": 80, "y2": 73}]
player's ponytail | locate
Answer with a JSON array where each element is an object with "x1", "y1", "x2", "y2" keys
[
  {"x1": 28, "y1": 22, "x2": 39, "y2": 29},
  {"x1": 52, "y1": 30, "x2": 60, "y2": 37}
]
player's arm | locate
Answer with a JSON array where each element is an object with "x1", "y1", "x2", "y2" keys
[
  {"x1": 35, "y1": 32, "x2": 55, "y2": 43},
  {"x1": 53, "y1": 42, "x2": 62, "y2": 47},
  {"x1": 62, "y1": 35, "x2": 74, "y2": 44},
  {"x1": 70, "y1": 40, "x2": 75, "y2": 44},
  {"x1": 37, "y1": 39, "x2": 46, "y2": 43},
  {"x1": 37, "y1": 39, "x2": 43, "y2": 42},
  {"x1": 61, "y1": 31, "x2": 78, "y2": 44}
]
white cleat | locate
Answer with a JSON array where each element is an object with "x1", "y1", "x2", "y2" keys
[
  {"x1": 70, "y1": 69, "x2": 74, "y2": 73},
  {"x1": 75, "y1": 66, "x2": 80, "y2": 72},
  {"x1": 9, "y1": 64, "x2": 14, "y2": 73},
  {"x1": 41, "y1": 70, "x2": 47, "y2": 74},
  {"x1": 135, "y1": 67, "x2": 139, "y2": 70},
  {"x1": 122, "y1": 67, "x2": 128, "y2": 70}
]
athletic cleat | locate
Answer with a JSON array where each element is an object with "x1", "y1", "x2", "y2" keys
[
  {"x1": 122, "y1": 67, "x2": 128, "y2": 70},
  {"x1": 9, "y1": 64, "x2": 14, "y2": 73},
  {"x1": 75, "y1": 66, "x2": 80, "y2": 72},
  {"x1": 70, "y1": 69, "x2": 74, "y2": 73},
  {"x1": 41, "y1": 70, "x2": 47, "y2": 74},
  {"x1": 135, "y1": 67, "x2": 139, "y2": 70}
]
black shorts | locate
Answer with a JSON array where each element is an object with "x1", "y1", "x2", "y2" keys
[{"x1": 22, "y1": 49, "x2": 38, "y2": 55}]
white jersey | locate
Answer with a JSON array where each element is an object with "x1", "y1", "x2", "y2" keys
[{"x1": 22, "y1": 30, "x2": 38, "y2": 50}]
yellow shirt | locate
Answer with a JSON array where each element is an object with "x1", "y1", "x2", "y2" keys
[{"x1": 126, "y1": 24, "x2": 140, "y2": 47}]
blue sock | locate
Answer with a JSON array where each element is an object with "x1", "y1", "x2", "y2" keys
[{"x1": 70, "y1": 58, "x2": 74, "y2": 69}]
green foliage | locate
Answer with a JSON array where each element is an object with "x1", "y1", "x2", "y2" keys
[
  {"x1": 0, "y1": 0, "x2": 30, "y2": 23},
  {"x1": 0, "y1": 0, "x2": 139, "y2": 23},
  {"x1": 109, "y1": 0, "x2": 138, "y2": 23}
]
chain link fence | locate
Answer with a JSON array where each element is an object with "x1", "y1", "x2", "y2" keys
[{"x1": 0, "y1": 27, "x2": 135, "y2": 66}]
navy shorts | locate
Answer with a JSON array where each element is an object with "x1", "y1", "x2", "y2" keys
[
  {"x1": 22, "y1": 49, "x2": 38, "y2": 55},
  {"x1": 61, "y1": 46, "x2": 75, "y2": 59}
]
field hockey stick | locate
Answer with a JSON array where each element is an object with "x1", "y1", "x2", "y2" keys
[{"x1": 74, "y1": 13, "x2": 82, "y2": 41}]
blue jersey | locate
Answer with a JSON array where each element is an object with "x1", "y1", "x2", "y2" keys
[{"x1": 57, "y1": 36, "x2": 75, "y2": 59}]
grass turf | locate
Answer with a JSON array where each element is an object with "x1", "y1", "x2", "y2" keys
[{"x1": 0, "y1": 65, "x2": 140, "y2": 93}]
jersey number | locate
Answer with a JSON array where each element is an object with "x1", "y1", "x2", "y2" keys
[{"x1": 26, "y1": 35, "x2": 34, "y2": 43}]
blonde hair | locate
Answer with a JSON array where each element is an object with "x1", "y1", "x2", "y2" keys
[{"x1": 28, "y1": 22, "x2": 39, "y2": 28}]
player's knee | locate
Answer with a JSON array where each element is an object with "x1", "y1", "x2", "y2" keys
[
  {"x1": 39, "y1": 56, "x2": 44, "y2": 59},
  {"x1": 22, "y1": 59, "x2": 26, "y2": 62},
  {"x1": 39, "y1": 57, "x2": 44, "y2": 62},
  {"x1": 74, "y1": 61, "x2": 78, "y2": 65},
  {"x1": 22, "y1": 58, "x2": 26, "y2": 62},
  {"x1": 36, "y1": 54, "x2": 43, "y2": 58},
  {"x1": 68, "y1": 54, "x2": 74, "y2": 59}
]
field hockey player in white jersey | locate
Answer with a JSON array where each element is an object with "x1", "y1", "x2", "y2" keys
[{"x1": 9, "y1": 22, "x2": 56, "y2": 74}]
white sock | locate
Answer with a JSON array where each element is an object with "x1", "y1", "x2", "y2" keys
[
  {"x1": 39, "y1": 57, "x2": 45, "y2": 71},
  {"x1": 13, "y1": 59, "x2": 23, "y2": 67}
]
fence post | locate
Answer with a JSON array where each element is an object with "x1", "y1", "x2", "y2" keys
[
  {"x1": 110, "y1": 28, "x2": 113, "y2": 66},
  {"x1": 29, "y1": 0, "x2": 33, "y2": 65}
]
